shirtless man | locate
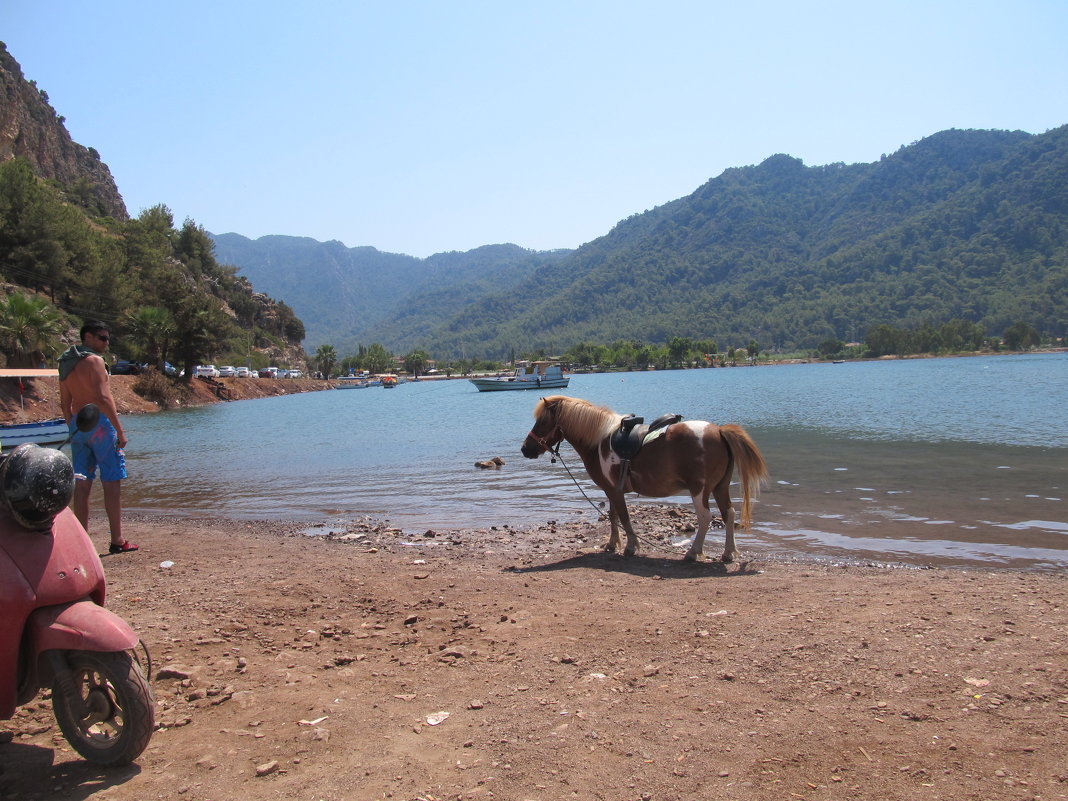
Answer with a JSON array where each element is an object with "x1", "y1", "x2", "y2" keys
[{"x1": 58, "y1": 320, "x2": 136, "y2": 553}]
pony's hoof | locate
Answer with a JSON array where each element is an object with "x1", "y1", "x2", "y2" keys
[
  {"x1": 601, "y1": 543, "x2": 616, "y2": 554},
  {"x1": 720, "y1": 553, "x2": 735, "y2": 564},
  {"x1": 623, "y1": 547, "x2": 636, "y2": 558},
  {"x1": 682, "y1": 552, "x2": 699, "y2": 563}
]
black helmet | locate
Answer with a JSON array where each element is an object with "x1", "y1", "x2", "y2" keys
[{"x1": 1, "y1": 443, "x2": 76, "y2": 530}]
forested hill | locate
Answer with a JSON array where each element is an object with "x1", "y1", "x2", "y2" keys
[
  {"x1": 215, "y1": 126, "x2": 1067, "y2": 359},
  {"x1": 0, "y1": 44, "x2": 307, "y2": 374},
  {"x1": 210, "y1": 234, "x2": 571, "y2": 352},
  {"x1": 417, "y1": 126, "x2": 1068, "y2": 357}
]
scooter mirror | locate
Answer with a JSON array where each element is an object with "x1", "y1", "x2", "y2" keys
[
  {"x1": 75, "y1": 404, "x2": 100, "y2": 432},
  {"x1": 0, "y1": 443, "x2": 75, "y2": 530}
]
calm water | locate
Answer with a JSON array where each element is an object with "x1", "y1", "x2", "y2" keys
[{"x1": 114, "y1": 353, "x2": 1067, "y2": 569}]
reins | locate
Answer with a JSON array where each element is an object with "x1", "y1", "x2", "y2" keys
[
  {"x1": 525, "y1": 429, "x2": 561, "y2": 460},
  {"x1": 537, "y1": 436, "x2": 687, "y2": 555}
]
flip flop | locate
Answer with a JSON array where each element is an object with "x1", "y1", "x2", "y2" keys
[{"x1": 109, "y1": 540, "x2": 139, "y2": 554}]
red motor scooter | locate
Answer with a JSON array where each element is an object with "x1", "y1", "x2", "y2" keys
[{"x1": 0, "y1": 405, "x2": 154, "y2": 766}]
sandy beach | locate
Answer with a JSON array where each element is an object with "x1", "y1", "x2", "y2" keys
[{"x1": 2, "y1": 504, "x2": 1066, "y2": 801}]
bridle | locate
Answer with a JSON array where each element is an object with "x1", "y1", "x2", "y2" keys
[{"x1": 525, "y1": 426, "x2": 562, "y2": 460}]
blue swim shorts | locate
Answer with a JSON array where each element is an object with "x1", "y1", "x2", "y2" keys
[{"x1": 69, "y1": 416, "x2": 127, "y2": 482}]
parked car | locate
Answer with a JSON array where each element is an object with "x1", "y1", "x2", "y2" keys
[
  {"x1": 163, "y1": 361, "x2": 179, "y2": 377},
  {"x1": 288, "y1": 369, "x2": 302, "y2": 379},
  {"x1": 260, "y1": 367, "x2": 278, "y2": 378},
  {"x1": 276, "y1": 369, "x2": 290, "y2": 379},
  {"x1": 217, "y1": 366, "x2": 236, "y2": 377},
  {"x1": 194, "y1": 365, "x2": 219, "y2": 378},
  {"x1": 249, "y1": 370, "x2": 259, "y2": 378},
  {"x1": 111, "y1": 360, "x2": 142, "y2": 375},
  {"x1": 234, "y1": 366, "x2": 251, "y2": 378}
]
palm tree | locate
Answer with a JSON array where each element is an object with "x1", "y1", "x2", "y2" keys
[
  {"x1": 403, "y1": 349, "x2": 429, "y2": 377},
  {"x1": 123, "y1": 306, "x2": 177, "y2": 371},
  {"x1": 0, "y1": 292, "x2": 64, "y2": 368},
  {"x1": 363, "y1": 343, "x2": 392, "y2": 375},
  {"x1": 314, "y1": 344, "x2": 337, "y2": 378}
]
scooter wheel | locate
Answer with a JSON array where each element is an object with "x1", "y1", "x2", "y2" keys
[{"x1": 52, "y1": 650, "x2": 155, "y2": 766}]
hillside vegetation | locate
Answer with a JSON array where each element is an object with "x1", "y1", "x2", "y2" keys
[
  {"x1": 421, "y1": 127, "x2": 1068, "y2": 358},
  {"x1": 0, "y1": 42, "x2": 306, "y2": 374},
  {"x1": 211, "y1": 235, "x2": 570, "y2": 354},
  {"x1": 0, "y1": 156, "x2": 305, "y2": 374},
  {"x1": 215, "y1": 128, "x2": 1068, "y2": 360}
]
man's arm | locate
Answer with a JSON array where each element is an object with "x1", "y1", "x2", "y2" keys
[
  {"x1": 86, "y1": 355, "x2": 127, "y2": 448},
  {"x1": 60, "y1": 379, "x2": 73, "y2": 422}
]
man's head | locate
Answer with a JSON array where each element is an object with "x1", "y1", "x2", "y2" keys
[{"x1": 80, "y1": 320, "x2": 111, "y2": 352}]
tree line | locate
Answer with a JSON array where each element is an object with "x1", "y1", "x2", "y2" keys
[
  {"x1": 304, "y1": 315, "x2": 1052, "y2": 381},
  {"x1": 0, "y1": 157, "x2": 303, "y2": 377},
  {"x1": 862, "y1": 318, "x2": 1043, "y2": 357}
]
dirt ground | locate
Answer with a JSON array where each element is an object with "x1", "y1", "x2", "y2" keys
[
  {"x1": 1, "y1": 505, "x2": 1066, "y2": 801},
  {"x1": 2, "y1": 374, "x2": 1068, "y2": 800}
]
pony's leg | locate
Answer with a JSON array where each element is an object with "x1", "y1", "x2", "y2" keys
[
  {"x1": 611, "y1": 495, "x2": 640, "y2": 557},
  {"x1": 683, "y1": 493, "x2": 716, "y2": 562},
  {"x1": 711, "y1": 483, "x2": 738, "y2": 563},
  {"x1": 604, "y1": 503, "x2": 621, "y2": 553},
  {"x1": 719, "y1": 506, "x2": 737, "y2": 563}
]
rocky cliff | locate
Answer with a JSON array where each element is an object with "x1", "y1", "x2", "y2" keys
[{"x1": 0, "y1": 42, "x2": 127, "y2": 220}]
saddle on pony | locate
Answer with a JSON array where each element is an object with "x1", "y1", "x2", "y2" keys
[{"x1": 610, "y1": 412, "x2": 683, "y2": 490}]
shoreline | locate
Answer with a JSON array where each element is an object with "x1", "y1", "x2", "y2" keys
[
  {"x1": 4, "y1": 348, "x2": 1063, "y2": 426},
  {"x1": 121, "y1": 506, "x2": 1050, "y2": 575}
]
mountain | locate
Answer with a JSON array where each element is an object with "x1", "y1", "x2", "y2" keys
[
  {"x1": 210, "y1": 234, "x2": 571, "y2": 352},
  {"x1": 0, "y1": 44, "x2": 306, "y2": 374},
  {"x1": 420, "y1": 126, "x2": 1068, "y2": 356},
  {"x1": 0, "y1": 43, "x2": 127, "y2": 220},
  {"x1": 214, "y1": 126, "x2": 1068, "y2": 358}
]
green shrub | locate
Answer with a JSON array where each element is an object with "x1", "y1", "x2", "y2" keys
[{"x1": 133, "y1": 369, "x2": 189, "y2": 409}]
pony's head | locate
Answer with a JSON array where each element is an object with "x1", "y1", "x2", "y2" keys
[
  {"x1": 521, "y1": 396, "x2": 567, "y2": 458},
  {"x1": 522, "y1": 395, "x2": 618, "y2": 457}
]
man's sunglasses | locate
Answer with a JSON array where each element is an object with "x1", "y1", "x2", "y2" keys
[{"x1": 94, "y1": 333, "x2": 110, "y2": 342}]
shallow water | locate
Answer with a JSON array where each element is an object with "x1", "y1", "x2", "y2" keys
[{"x1": 115, "y1": 353, "x2": 1067, "y2": 569}]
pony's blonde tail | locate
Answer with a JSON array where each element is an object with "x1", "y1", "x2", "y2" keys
[{"x1": 720, "y1": 424, "x2": 769, "y2": 529}]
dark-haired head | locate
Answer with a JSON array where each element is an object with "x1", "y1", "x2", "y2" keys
[{"x1": 80, "y1": 320, "x2": 110, "y2": 346}]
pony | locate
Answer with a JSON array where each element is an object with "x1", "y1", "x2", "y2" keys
[{"x1": 521, "y1": 395, "x2": 768, "y2": 562}]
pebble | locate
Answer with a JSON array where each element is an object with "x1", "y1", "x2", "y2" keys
[
  {"x1": 156, "y1": 665, "x2": 194, "y2": 681},
  {"x1": 255, "y1": 760, "x2": 279, "y2": 777}
]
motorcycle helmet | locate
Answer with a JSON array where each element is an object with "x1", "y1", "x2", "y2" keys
[{"x1": 0, "y1": 443, "x2": 76, "y2": 530}]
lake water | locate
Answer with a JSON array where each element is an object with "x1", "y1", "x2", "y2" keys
[{"x1": 116, "y1": 353, "x2": 1067, "y2": 569}]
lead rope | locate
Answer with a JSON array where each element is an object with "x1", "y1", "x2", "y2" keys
[
  {"x1": 548, "y1": 443, "x2": 604, "y2": 516},
  {"x1": 548, "y1": 444, "x2": 686, "y2": 555}
]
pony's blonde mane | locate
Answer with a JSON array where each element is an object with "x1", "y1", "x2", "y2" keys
[{"x1": 534, "y1": 395, "x2": 619, "y2": 448}]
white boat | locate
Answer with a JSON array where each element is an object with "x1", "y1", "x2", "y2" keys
[
  {"x1": 470, "y1": 362, "x2": 570, "y2": 392},
  {"x1": 0, "y1": 417, "x2": 69, "y2": 448}
]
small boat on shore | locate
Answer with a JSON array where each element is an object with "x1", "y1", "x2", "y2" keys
[
  {"x1": 381, "y1": 374, "x2": 398, "y2": 388},
  {"x1": 0, "y1": 417, "x2": 68, "y2": 449},
  {"x1": 335, "y1": 376, "x2": 370, "y2": 389},
  {"x1": 470, "y1": 362, "x2": 570, "y2": 392}
]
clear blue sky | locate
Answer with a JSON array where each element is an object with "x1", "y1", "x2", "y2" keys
[{"x1": 3, "y1": 1, "x2": 1066, "y2": 258}]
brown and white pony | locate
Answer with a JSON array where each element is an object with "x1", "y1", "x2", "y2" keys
[{"x1": 521, "y1": 395, "x2": 768, "y2": 562}]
